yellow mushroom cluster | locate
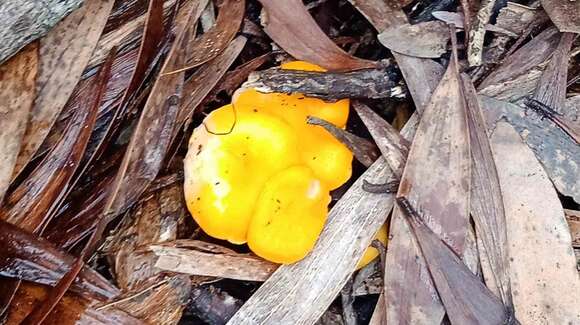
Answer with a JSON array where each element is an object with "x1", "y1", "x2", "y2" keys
[{"x1": 184, "y1": 61, "x2": 385, "y2": 265}]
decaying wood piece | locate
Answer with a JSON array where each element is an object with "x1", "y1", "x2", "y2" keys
[
  {"x1": 467, "y1": 0, "x2": 497, "y2": 66},
  {"x1": 565, "y1": 209, "x2": 580, "y2": 247},
  {"x1": 462, "y1": 75, "x2": 514, "y2": 312},
  {"x1": 491, "y1": 121, "x2": 580, "y2": 324},
  {"x1": 0, "y1": 43, "x2": 37, "y2": 201},
  {"x1": 105, "y1": 276, "x2": 192, "y2": 325},
  {"x1": 0, "y1": 0, "x2": 82, "y2": 64},
  {"x1": 541, "y1": 0, "x2": 580, "y2": 33},
  {"x1": 257, "y1": 0, "x2": 377, "y2": 71},
  {"x1": 151, "y1": 240, "x2": 278, "y2": 282},
  {"x1": 395, "y1": 198, "x2": 511, "y2": 325},
  {"x1": 478, "y1": 27, "x2": 561, "y2": 102},
  {"x1": 480, "y1": 95, "x2": 580, "y2": 204},
  {"x1": 378, "y1": 21, "x2": 450, "y2": 59},
  {"x1": 306, "y1": 116, "x2": 380, "y2": 168},
  {"x1": 384, "y1": 58, "x2": 472, "y2": 324},
  {"x1": 107, "y1": 183, "x2": 185, "y2": 290},
  {"x1": 227, "y1": 155, "x2": 396, "y2": 324},
  {"x1": 243, "y1": 67, "x2": 401, "y2": 100},
  {"x1": 11, "y1": 0, "x2": 114, "y2": 179}
]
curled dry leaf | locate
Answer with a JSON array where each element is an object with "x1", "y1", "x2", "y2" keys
[
  {"x1": 184, "y1": 0, "x2": 245, "y2": 68},
  {"x1": 0, "y1": 43, "x2": 37, "y2": 201},
  {"x1": 384, "y1": 58, "x2": 471, "y2": 324},
  {"x1": 12, "y1": 0, "x2": 114, "y2": 179},
  {"x1": 378, "y1": 21, "x2": 450, "y2": 59},
  {"x1": 462, "y1": 75, "x2": 513, "y2": 310},
  {"x1": 395, "y1": 198, "x2": 511, "y2": 325},
  {"x1": 541, "y1": 0, "x2": 580, "y2": 33},
  {"x1": 490, "y1": 121, "x2": 580, "y2": 324},
  {"x1": 257, "y1": 0, "x2": 377, "y2": 71},
  {"x1": 0, "y1": 0, "x2": 81, "y2": 63},
  {"x1": 481, "y1": 95, "x2": 580, "y2": 204},
  {"x1": 0, "y1": 219, "x2": 119, "y2": 301},
  {"x1": 478, "y1": 27, "x2": 561, "y2": 102},
  {"x1": 0, "y1": 49, "x2": 114, "y2": 233},
  {"x1": 151, "y1": 240, "x2": 278, "y2": 282}
]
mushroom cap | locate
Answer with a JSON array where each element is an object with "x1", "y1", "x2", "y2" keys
[
  {"x1": 184, "y1": 61, "x2": 354, "y2": 263},
  {"x1": 356, "y1": 223, "x2": 388, "y2": 270},
  {"x1": 184, "y1": 106, "x2": 300, "y2": 244},
  {"x1": 247, "y1": 166, "x2": 331, "y2": 264}
]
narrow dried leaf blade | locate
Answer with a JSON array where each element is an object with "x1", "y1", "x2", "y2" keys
[
  {"x1": 185, "y1": 0, "x2": 244, "y2": 68},
  {"x1": 0, "y1": 219, "x2": 119, "y2": 301},
  {"x1": 12, "y1": 0, "x2": 114, "y2": 178},
  {"x1": 0, "y1": 43, "x2": 37, "y2": 201},
  {"x1": 385, "y1": 59, "x2": 471, "y2": 324},
  {"x1": 541, "y1": 0, "x2": 580, "y2": 33},
  {"x1": 0, "y1": 49, "x2": 114, "y2": 232},
  {"x1": 490, "y1": 121, "x2": 580, "y2": 324},
  {"x1": 396, "y1": 198, "x2": 510, "y2": 325},
  {"x1": 257, "y1": 0, "x2": 376, "y2": 71},
  {"x1": 462, "y1": 75, "x2": 513, "y2": 310}
]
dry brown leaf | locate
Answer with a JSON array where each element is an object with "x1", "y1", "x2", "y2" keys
[
  {"x1": 396, "y1": 198, "x2": 511, "y2": 325},
  {"x1": 184, "y1": 0, "x2": 245, "y2": 68},
  {"x1": 432, "y1": 11, "x2": 518, "y2": 37},
  {"x1": 0, "y1": 43, "x2": 37, "y2": 201},
  {"x1": 344, "y1": 0, "x2": 407, "y2": 32},
  {"x1": 462, "y1": 75, "x2": 513, "y2": 311},
  {"x1": 353, "y1": 102, "x2": 410, "y2": 177},
  {"x1": 151, "y1": 240, "x2": 278, "y2": 282},
  {"x1": 12, "y1": 0, "x2": 114, "y2": 179},
  {"x1": 101, "y1": 1, "x2": 193, "y2": 221},
  {"x1": 257, "y1": 0, "x2": 377, "y2": 71},
  {"x1": 480, "y1": 95, "x2": 580, "y2": 205},
  {"x1": 378, "y1": 21, "x2": 449, "y2": 59},
  {"x1": 490, "y1": 121, "x2": 580, "y2": 324},
  {"x1": 0, "y1": 50, "x2": 113, "y2": 233},
  {"x1": 478, "y1": 27, "x2": 560, "y2": 102},
  {"x1": 385, "y1": 58, "x2": 471, "y2": 324},
  {"x1": 541, "y1": 0, "x2": 580, "y2": 33}
]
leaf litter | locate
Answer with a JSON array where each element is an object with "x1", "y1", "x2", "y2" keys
[{"x1": 0, "y1": 0, "x2": 579, "y2": 324}]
